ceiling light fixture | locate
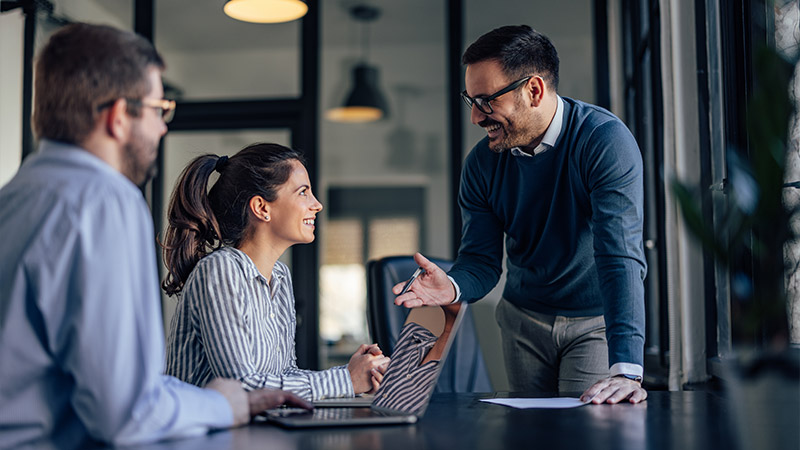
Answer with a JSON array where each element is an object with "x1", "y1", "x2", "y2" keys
[
  {"x1": 326, "y1": 4, "x2": 389, "y2": 123},
  {"x1": 223, "y1": 0, "x2": 308, "y2": 24}
]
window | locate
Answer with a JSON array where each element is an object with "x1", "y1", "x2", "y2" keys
[{"x1": 319, "y1": 186, "x2": 425, "y2": 367}]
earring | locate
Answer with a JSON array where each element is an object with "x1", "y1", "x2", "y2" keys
[{"x1": 264, "y1": 215, "x2": 270, "y2": 221}]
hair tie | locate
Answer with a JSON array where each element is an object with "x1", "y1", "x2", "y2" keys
[{"x1": 214, "y1": 155, "x2": 229, "y2": 173}]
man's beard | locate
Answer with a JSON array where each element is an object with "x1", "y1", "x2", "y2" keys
[
  {"x1": 479, "y1": 95, "x2": 541, "y2": 153},
  {"x1": 479, "y1": 117, "x2": 538, "y2": 153},
  {"x1": 122, "y1": 124, "x2": 159, "y2": 187}
]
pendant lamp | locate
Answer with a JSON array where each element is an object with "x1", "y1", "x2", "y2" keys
[
  {"x1": 326, "y1": 5, "x2": 389, "y2": 123},
  {"x1": 223, "y1": 0, "x2": 308, "y2": 24}
]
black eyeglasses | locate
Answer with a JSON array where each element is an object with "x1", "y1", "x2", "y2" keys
[
  {"x1": 461, "y1": 76, "x2": 532, "y2": 115},
  {"x1": 97, "y1": 97, "x2": 177, "y2": 123}
]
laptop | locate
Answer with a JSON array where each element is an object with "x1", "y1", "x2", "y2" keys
[
  {"x1": 261, "y1": 302, "x2": 468, "y2": 428},
  {"x1": 312, "y1": 394, "x2": 374, "y2": 408}
]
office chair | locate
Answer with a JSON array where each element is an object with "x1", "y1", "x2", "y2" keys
[{"x1": 366, "y1": 255, "x2": 493, "y2": 393}]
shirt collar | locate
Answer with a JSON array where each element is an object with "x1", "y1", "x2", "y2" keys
[
  {"x1": 38, "y1": 139, "x2": 135, "y2": 185},
  {"x1": 510, "y1": 95, "x2": 564, "y2": 157},
  {"x1": 224, "y1": 246, "x2": 286, "y2": 283}
]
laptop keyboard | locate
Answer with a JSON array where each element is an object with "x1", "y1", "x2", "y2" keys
[{"x1": 265, "y1": 407, "x2": 390, "y2": 421}]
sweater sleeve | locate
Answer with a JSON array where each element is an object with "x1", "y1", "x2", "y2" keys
[
  {"x1": 448, "y1": 143, "x2": 505, "y2": 302},
  {"x1": 584, "y1": 119, "x2": 647, "y2": 367}
]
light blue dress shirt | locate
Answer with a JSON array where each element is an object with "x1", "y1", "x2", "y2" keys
[{"x1": 0, "y1": 140, "x2": 232, "y2": 448}]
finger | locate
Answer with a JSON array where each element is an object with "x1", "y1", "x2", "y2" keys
[
  {"x1": 371, "y1": 368, "x2": 384, "y2": 383},
  {"x1": 605, "y1": 387, "x2": 630, "y2": 404},
  {"x1": 598, "y1": 381, "x2": 636, "y2": 404},
  {"x1": 395, "y1": 295, "x2": 425, "y2": 308},
  {"x1": 589, "y1": 386, "x2": 616, "y2": 404},
  {"x1": 580, "y1": 379, "x2": 609, "y2": 402},
  {"x1": 392, "y1": 281, "x2": 407, "y2": 295},
  {"x1": 353, "y1": 344, "x2": 370, "y2": 356},
  {"x1": 591, "y1": 392, "x2": 610, "y2": 404},
  {"x1": 579, "y1": 387, "x2": 595, "y2": 403},
  {"x1": 250, "y1": 390, "x2": 289, "y2": 415},
  {"x1": 366, "y1": 344, "x2": 383, "y2": 355},
  {"x1": 413, "y1": 252, "x2": 437, "y2": 273},
  {"x1": 629, "y1": 387, "x2": 648, "y2": 404},
  {"x1": 283, "y1": 392, "x2": 314, "y2": 410},
  {"x1": 373, "y1": 356, "x2": 391, "y2": 369},
  {"x1": 367, "y1": 373, "x2": 380, "y2": 394}
]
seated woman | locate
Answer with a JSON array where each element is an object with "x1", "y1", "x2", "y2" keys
[{"x1": 162, "y1": 143, "x2": 389, "y2": 401}]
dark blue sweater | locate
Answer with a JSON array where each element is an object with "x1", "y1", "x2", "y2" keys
[{"x1": 449, "y1": 97, "x2": 647, "y2": 367}]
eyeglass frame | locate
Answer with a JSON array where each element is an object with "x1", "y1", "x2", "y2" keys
[
  {"x1": 460, "y1": 76, "x2": 533, "y2": 115},
  {"x1": 97, "y1": 97, "x2": 177, "y2": 123}
]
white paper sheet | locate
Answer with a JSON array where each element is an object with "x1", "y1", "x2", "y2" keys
[{"x1": 480, "y1": 397, "x2": 587, "y2": 409}]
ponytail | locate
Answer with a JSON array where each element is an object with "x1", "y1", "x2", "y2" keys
[
  {"x1": 161, "y1": 143, "x2": 304, "y2": 296},
  {"x1": 161, "y1": 154, "x2": 224, "y2": 296}
]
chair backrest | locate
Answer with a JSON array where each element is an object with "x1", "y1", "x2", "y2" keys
[{"x1": 366, "y1": 256, "x2": 493, "y2": 393}]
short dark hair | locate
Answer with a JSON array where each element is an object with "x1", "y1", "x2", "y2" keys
[
  {"x1": 33, "y1": 23, "x2": 165, "y2": 145},
  {"x1": 462, "y1": 25, "x2": 559, "y2": 92}
]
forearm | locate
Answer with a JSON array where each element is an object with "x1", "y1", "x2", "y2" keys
[
  {"x1": 105, "y1": 377, "x2": 233, "y2": 446},
  {"x1": 448, "y1": 255, "x2": 502, "y2": 302},
  {"x1": 452, "y1": 150, "x2": 505, "y2": 302},
  {"x1": 597, "y1": 255, "x2": 646, "y2": 367},
  {"x1": 234, "y1": 365, "x2": 353, "y2": 401},
  {"x1": 588, "y1": 121, "x2": 646, "y2": 367},
  {"x1": 284, "y1": 365, "x2": 354, "y2": 400}
]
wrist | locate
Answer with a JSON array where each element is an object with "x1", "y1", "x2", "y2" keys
[
  {"x1": 615, "y1": 373, "x2": 643, "y2": 383},
  {"x1": 446, "y1": 275, "x2": 461, "y2": 303}
]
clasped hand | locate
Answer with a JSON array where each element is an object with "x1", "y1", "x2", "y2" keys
[{"x1": 348, "y1": 343, "x2": 391, "y2": 394}]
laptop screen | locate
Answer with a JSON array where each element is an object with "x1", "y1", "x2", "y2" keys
[{"x1": 371, "y1": 302, "x2": 467, "y2": 416}]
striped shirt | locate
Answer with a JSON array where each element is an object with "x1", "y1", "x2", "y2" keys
[
  {"x1": 165, "y1": 247, "x2": 354, "y2": 401},
  {"x1": 372, "y1": 322, "x2": 440, "y2": 414}
]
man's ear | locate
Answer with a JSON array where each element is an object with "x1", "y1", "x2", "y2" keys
[
  {"x1": 106, "y1": 98, "x2": 131, "y2": 142},
  {"x1": 248, "y1": 196, "x2": 271, "y2": 223},
  {"x1": 527, "y1": 76, "x2": 547, "y2": 107}
]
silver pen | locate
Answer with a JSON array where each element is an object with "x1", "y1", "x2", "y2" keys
[{"x1": 399, "y1": 267, "x2": 424, "y2": 295}]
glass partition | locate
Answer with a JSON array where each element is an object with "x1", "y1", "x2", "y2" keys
[
  {"x1": 155, "y1": 0, "x2": 300, "y2": 100},
  {"x1": 318, "y1": 0, "x2": 450, "y2": 367}
]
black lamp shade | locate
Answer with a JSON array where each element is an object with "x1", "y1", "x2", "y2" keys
[
  {"x1": 327, "y1": 64, "x2": 389, "y2": 123},
  {"x1": 346, "y1": 64, "x2": 388, "y2": 111}
]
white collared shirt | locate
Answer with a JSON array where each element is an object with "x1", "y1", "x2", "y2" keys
[{"x1": 510, "y1": 95, "x2": 565, "y2": 157}]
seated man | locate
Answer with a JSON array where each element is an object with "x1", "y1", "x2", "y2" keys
[{"x1": 0, "y1": 23, "x2": 310, "y2": 448}]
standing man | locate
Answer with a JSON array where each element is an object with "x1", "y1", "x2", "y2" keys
[
  {"x1": 394, "y1": 25, "x2": 647, "y2": 404},
  {"x1": 0, "y1": 23, "x2": 310, "y2": 448}
]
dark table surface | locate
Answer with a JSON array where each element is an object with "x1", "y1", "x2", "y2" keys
[{"x1": 113, "y1": 390, "x2": 797, "y2": 450}]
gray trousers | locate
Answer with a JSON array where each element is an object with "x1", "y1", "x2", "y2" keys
[{"x1": 495, "y1": 298, "x2": 609, "y2": 394}]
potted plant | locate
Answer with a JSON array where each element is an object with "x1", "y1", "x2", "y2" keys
[{"x1": 672, "y1": 43, "x2": 799, "y2": 450}]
